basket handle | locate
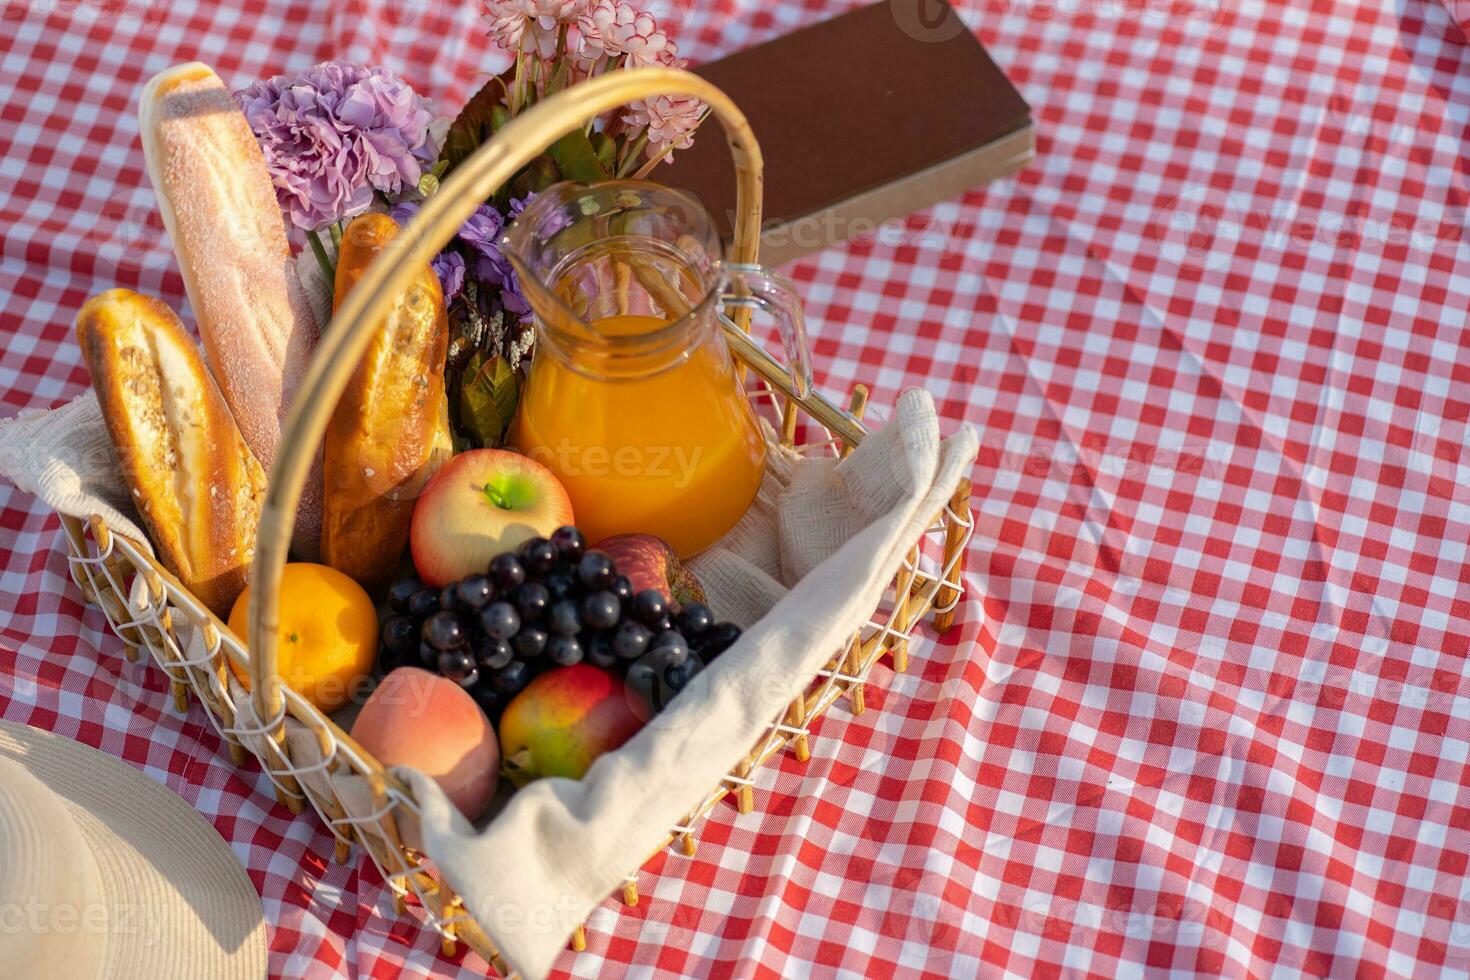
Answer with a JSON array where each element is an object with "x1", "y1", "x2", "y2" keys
[{"x1": 246, "y1": 67, "x2": 765, "y2": 730}]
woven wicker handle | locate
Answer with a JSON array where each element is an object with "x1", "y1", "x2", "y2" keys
[{"x1": 245, "y1": 67, "x2": 764, "y2": 729}]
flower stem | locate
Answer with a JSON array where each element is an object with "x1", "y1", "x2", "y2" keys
[
  {"x1": 629, "y1": 108, "x2": 711, "y2": 179},
  {"x1": 328, "y1": 222, "x2": 343, "y2": 250},
  {"x1": 617, "y1": 131, "x2": 649, "y2": 177},
  {"x1": 306, "y1": 229, "x2": 335, "y2": 284}
]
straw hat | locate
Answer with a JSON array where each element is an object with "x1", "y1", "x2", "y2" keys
[{"x1": 0, "y1": 720, "x2": 267, "y2": 979}]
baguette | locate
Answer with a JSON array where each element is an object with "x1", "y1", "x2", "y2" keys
[
  {"x1": 76, "y1": 289, "x2": 267, "y2": 617},
  {"x1": 138, "y1": 62, "x2": 323, "y2": 557},
  {"x1": 322, "y1": 213, "x2": 452, "y2": 584}
]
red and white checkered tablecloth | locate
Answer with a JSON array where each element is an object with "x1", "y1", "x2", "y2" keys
[{"x1": 4, "y1": 0, "x2": 1470, "y2": 975}]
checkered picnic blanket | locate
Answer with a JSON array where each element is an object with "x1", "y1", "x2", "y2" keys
[{"x1": 4, "y1": 0, "x2": 1470, "y2": 975}]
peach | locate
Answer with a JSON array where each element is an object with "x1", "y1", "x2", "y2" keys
[
  {"x1": 350, "y1": 667, "x2": 498, "y2": 820},
  {"x1": 499, "y1": 664, "x2": 644, "y2": 786},
  {"x1": 594, "y1": 533, "x2": 707, "y2": 606}
]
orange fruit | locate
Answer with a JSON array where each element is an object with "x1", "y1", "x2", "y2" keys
[{"x1": 227, "y1": 563, "x2": 378, "y2": 713}]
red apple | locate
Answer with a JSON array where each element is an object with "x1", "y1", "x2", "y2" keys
[
  {"x1": 498, "y1": 664, "x2": 644, "y2": 786},
  {"x1": 593, "y1": 533, "x2": 707, "y2": 606},
  {"x1": 350, "y1": 667, "x2": 499, "y2": 820},
  {"x1": 411, "y1": 449, "x2": 574, "y2": 587}
]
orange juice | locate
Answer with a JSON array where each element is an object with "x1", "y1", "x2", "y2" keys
[{"x1": 511, "y1": 314, "x2": 766, "y2": 556}]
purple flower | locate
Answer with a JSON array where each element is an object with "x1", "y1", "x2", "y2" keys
[
  {"x1": 388, "y1": 199, "x2": 420, "y2": 226},
  {"x1": 458, "y1": 204, "x2": 505, "y2": 255},
  {"x1": 390, "y1": 199, "x2": 532, "y2": 321},
  {"x1": 237, "y1": 63, "x2": 437, "y2": 231},
  {"x1": 433, "y1": 251, "x2": 466, "y2": 303}
]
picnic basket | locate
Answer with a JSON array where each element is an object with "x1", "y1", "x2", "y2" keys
[{"x1": 56, "y1": 67, "x2": 974, "y2": 972}]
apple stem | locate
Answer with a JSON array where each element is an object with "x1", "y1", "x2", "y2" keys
[{"x1": 481, "y1": 483, "x2": 511, "y2": 510}]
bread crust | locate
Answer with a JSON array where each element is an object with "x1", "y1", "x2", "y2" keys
[
  {"x1": 138, "y1": 61, "x2": 323, "y2": 558},
  {"x1": 322, "y1": 213, "x2": 452, "y2": 584},
  {"x1": 76, "y1": 289, "x2": 267, "y2": 617}
]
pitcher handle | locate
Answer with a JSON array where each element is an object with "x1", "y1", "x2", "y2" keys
[{"x1": 722, "y1": 263, "x2": 813, "y2": 399}]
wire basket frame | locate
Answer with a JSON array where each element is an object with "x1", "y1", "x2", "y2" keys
[{"x1": 55, "y1": 366, "x2": 972, "y2": 973}]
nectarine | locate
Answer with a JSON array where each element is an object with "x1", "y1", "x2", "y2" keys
[
  {"x1": 350, "y1": 667, "x2": 499, "y2": 820},
  {"x1": 498, "y1": 664, "x2": 644, "y2": 786}
]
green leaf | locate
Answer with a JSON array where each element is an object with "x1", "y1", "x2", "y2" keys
[
  {"x1": 457, "y1": 353, "x2": 520, "y2": 448},
  {"x1": 440, "y1": 75, "x2": 510, "y2": 171},
  {"x1": 590, "y1": 131, "x2": 617, "y2": 171},
  {"x1": 548, "y1": 127, "x2": 610, "y2": 183}
]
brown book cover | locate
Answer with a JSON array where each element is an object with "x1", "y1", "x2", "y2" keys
[{"x1": 670, "y1": 0, "x2": 1033, "y2": 264}]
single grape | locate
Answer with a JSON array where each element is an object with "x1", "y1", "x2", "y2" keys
[
  {"x1": 548, "y1": 599, "x2": 581, "y2": 636},
  {"x1": 469, "y1": 683, "x2": 503, "y2": 720},
  {"x1": 612, "y1": 620, "x2": 652, "y2": 660},
  {"x1": 581, "y1": 590, "x2": 620, "y2": 630},
  {"x1": 610, "y1": 575, "x2": 634, "y2": 601},
  {"x1": 653, "y1": 613, "x2": 674, "y2": 634},
  {"x1": 544, "y1": 568, "x2": 577, "y2": 600},
  {"x1": 631, "y1": 589, "x2": 667, "y2": 628},
  {"x1": 675, "y1": 602, "x2": 714, "y2": 636},
  {"x1": 648, "y1": 630, "x2": 689, "y2": 669},
  {"x1": 550, "y1": 525, "x2": 586, "y2": 562},
  {"x1": 380, "y1": 616, "x2": 418, "y2": 656},
  {"x1": 437, "y1": 648, "x2": 478, "y2": 684},
  {"x1": 407, "y1": 588, "x2": 441, "y2": 620},
  {"x1": 585, "y1": 633, "x2": 617, "y2": 669},
  {"x1": 438, "y1": 584, "x2": 460, "y2": 612},
  {"x1": 520, "y1": 537, "x2": 558, "y2": 576},
  {"x1": 489, "y1": 553, "x2": 526, "y2": 590},
  {"x1": 455, "y1": 574, "x2": 494, "y2": 610},
  {"x1": 512, "y1": 627, "x2": 549, "y2": 660},
  {"x1": 546, "y1": 633, "x2": 584, "y2": 666},
  {"x1": 473, "y1": 634, "x2": 514, "y2": 671},
  {"x1": 700, "y1": 622, "x2": 742, "y2": 659},
  {"x1": 577, "y1": 551, "x2": 616, "y2": 590},
  {"x1": 387, "y1": 578, "x2": 422, "y2": 614},
  {"x1": 514, "y1": 582, "x2": 551, "y2": 623},
  {"x1": 489, "y1": 659, "x2": 531, "y2": 695},
  {"x1": 478, "y1": 601, "x2": 521, "y2": 641},
  {"x1": 422, "y1": 611, "x2": 466, "y2": 651}
]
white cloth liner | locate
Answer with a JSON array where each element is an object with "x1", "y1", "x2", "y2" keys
[{"x1": 0, "y1": 381, "x2": 976, "y2": 980}]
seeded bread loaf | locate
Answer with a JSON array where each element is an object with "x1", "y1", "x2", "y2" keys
[{"x1": 75, "y1": 289, "x2": 267, "y2": 616}]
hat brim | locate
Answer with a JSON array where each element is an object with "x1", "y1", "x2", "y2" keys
[{"x1": 0, "y1": 720, "x2": 267, "y2": 979}]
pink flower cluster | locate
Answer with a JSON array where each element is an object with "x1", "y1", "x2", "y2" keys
[
  {"x1": 578, "y1": 0, "x2": 670, "y2": 66},
  {"x1": 481, "y1": 0, "x2": 704, "y2": 163}
]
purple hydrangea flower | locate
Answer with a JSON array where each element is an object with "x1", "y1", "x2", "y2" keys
[
  {"x1": 433, "y1": 250, "x2": 466, "y2": 304},
  {"x1": 389, "y1": 199, "x2": 531, "y2": 320},
  {"x1": 237, "y1": 63, "x2": 437, "y2": 231},
  {"x1": 387, "y1": 199, "x2": 420, "y2": 226}
]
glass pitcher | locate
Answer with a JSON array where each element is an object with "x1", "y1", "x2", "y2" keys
[{"x1": 501, "y1": 180, "x2": 811, "y2": 557}]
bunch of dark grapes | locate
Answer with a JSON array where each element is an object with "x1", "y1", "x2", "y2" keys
[{"x1": 377, "y1": 526, "x2": 742, "y2": 720}]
